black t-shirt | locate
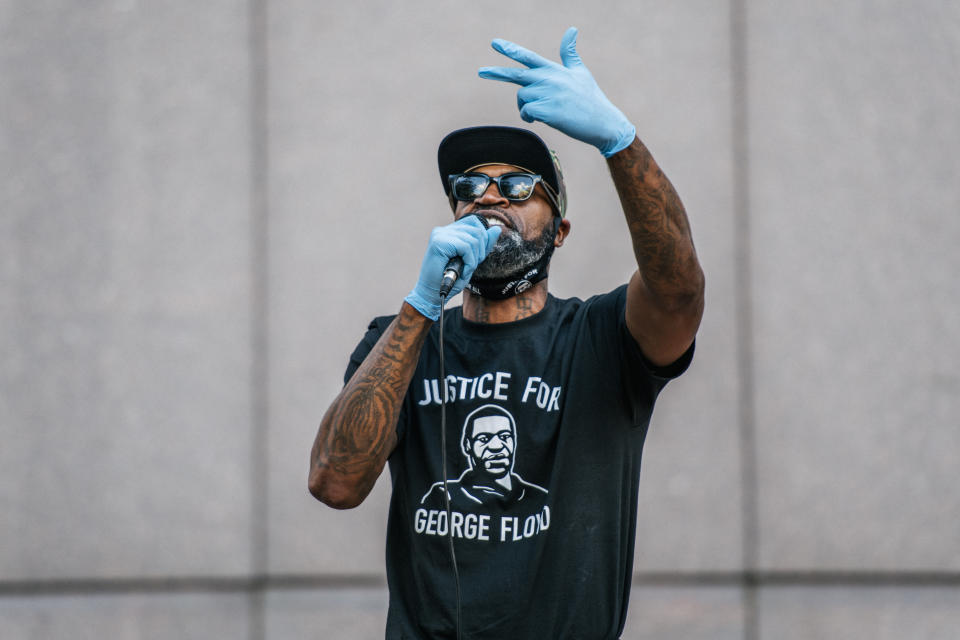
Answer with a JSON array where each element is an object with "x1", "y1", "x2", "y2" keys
[{"x1": 344, "y1": 285, "x2": 693, "y2": 640}]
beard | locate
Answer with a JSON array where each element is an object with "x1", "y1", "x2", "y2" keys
[{"x1": 472, "y1": 221, "x2": 557, "y2": 280}]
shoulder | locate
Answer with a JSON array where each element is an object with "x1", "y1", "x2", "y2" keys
[
  {"x1": 557, "y1": 285, "x2": 694, "y2": 379},
  {"x1": 580, "y1": 285, "x2": 630, "y2": 316},
  {"x1": 344, "y1": 313, "x2": 401, "y2": 384},
  {"x1": 549, "y1": 285, "x2": 628, "y2": 317},
  {"x1": 543, "y1": 285, "x2": 629, "y2": 334}
]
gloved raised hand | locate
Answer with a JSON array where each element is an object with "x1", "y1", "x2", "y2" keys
[
  {"x1": 479, "y1": 27, "x2": 636, "y2": 158},
  {"x1": 405, "y1": 215, "x2": 501, "y2": 320}
]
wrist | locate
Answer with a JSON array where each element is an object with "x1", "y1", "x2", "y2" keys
[
  {"x1": 600, "y1": 122, "x2": 637, "y2": 158},
  {"x1": 404, "y1": 290, "x2": 441, "y2": 322}
]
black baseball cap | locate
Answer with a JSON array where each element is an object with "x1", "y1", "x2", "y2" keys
[{"x1": 438, "y1": 126, "x2": 567, "y2": 217}]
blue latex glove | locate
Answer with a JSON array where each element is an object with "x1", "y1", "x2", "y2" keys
[
  {"x1": 479, "y1": 27, "x2": 636, "y2": 158},
  {"x1": 405, "y1": 216, "x2": 502, "y2": 320}
]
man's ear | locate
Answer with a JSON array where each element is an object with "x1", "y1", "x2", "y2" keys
[{"x1": 555, "y1": 218, "x2": 571, "y2": 247}]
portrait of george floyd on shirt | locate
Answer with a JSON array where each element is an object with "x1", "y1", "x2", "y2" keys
[{"x1": 2, "y1": 2, "x2": 959, "y2": 640}]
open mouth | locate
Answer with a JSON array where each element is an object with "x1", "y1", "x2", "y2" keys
[{"x1": 474, "y1": 210, "x2": 512, "y2": 229}]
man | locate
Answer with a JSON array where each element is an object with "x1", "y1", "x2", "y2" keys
[
  {"x1": 309, "y1": 27, "x2": 704, "y2": 639},
  {"x1": 420, "y1": 404, "x2": 549, "y2": 510}
]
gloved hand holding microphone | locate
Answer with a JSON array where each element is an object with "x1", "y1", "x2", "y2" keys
[
  {"x1": 405, "y1": 215, "x2": 501, "y2": 321},
  {"x1": 479, "y1": 27, "x2": 636, "y2": 158}
]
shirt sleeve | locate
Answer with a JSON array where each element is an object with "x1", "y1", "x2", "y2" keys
[
  {"x1": 626, "y1": 325, "x2": 696, "y2": 383},
  {"x1": 583, "y1": 285, "x2": 695, "y2": 428},
  {"x1": 343, "y1": 315, "x2": 395, "y2": 385}
]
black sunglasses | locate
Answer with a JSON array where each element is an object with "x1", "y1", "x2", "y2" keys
[{"x1": 448, "y1": 172, "x2": 560, "y2": 212}]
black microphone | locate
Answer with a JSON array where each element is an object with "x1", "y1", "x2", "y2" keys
[
  {"x1": 438, "y1": 256, "x2": 464, "y2": 299},
  {"x1": 438, "y1": 215, "x2": 489, "y2": 298}
]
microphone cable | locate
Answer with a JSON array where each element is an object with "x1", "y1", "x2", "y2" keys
[
  {"x1": 436, "y1": 214, "x2": 487, "y2": 640},
  {"x1": 438, "y1": 292, "x2": 463, "y2": 640}
]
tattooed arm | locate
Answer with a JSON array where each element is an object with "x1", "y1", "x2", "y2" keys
[
  {"x1": 309, "y1": 302, "x2": 432, "y2": 509},
  {"x1": 607, "y1": 137, "x2": 705, "y2": 367}
]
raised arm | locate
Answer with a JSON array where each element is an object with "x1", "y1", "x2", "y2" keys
[
  {"x1": 607, "y1": 138, "x2": 704, "y2": 366},
  {"x1": 309, "y1": 215, "x2": 500, "y2": 509},
  {"x1": 480, "y1": 26, "x2": 704, "y2": 366}
]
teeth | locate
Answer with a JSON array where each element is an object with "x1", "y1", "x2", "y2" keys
[{"x1": 485, "y1": 216, "x2": 504, "y2": 226}]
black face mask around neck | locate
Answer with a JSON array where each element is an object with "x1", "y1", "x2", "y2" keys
[{"x1": 465, "y1": 217, "x2": 561, "y2": 300}]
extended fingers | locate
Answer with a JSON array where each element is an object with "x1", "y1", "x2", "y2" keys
[
  {"x1": 481, "y1": 63, "x2": 558, "y2": 87},
  {"x1": 491, "y1": 38, "x2": 555, "y2": 69},
  {"x1": 478, "y1": 65, "x2": 530, "y2": 86}
]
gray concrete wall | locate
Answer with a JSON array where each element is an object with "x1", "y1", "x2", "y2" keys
[{"x1": 2, "y1": 1, "x2": 957, "y2": 638}]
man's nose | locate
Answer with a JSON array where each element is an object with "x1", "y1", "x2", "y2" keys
[{"x1": 474, "y1": 182, "x2": 508, "y2": 205}]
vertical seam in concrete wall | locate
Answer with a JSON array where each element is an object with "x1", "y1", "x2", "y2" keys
[
  {"x1": 731, "y1": 1, "x2": 759, "y2": 639},
  {"x1": 249, "y1": 0, "x2": 270, "y2": 638}
]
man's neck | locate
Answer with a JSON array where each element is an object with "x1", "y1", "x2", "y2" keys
[{"x1": 462, "y1": 280, "x2": 549, "y2": 324}]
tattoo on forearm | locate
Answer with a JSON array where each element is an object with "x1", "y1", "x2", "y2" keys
[{"x1": 609, "y1": 138, "x2": 702, "y2": 303}]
